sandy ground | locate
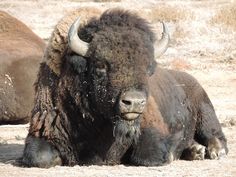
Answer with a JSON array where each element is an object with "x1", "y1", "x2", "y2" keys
[
  {"x1": 0, "y1": 125, "x2": 236, "y2": 177},
  {"x1": 0, "y1": 0, "x2": 236, "y2": 176}
]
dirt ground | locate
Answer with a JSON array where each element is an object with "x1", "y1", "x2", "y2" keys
[{"x1": 0, "y1": 0, "x2": 236, "y2": 176}]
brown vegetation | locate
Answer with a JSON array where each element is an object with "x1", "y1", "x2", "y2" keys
[
  {"x1": 211, "y1": 3, "x2": 236, "y2": 30},
  {"x1": 147, "y1": 5, "x2": 194, "y2": 23}
]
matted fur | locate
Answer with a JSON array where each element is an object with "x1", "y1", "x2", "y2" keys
[{"x1": 44, "y1": 7, "x2": 104, "y2": 75}]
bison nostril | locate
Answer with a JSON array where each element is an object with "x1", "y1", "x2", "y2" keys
[
  {"x1": 119, "y1": 90, "x2": 147, "y2": 117},
  {"x1": 121, "y1": 100, "x2": 132, "y2": 106}
]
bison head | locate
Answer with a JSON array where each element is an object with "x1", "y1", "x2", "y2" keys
[{"x1": 67, "y1": 14, "x2": 169, "y2": 143}]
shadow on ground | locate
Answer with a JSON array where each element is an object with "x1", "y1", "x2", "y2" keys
[{"x1": 0, "y1": 144, "x2": 24, "y2": 164}]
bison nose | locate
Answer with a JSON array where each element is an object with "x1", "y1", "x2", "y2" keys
[{"x1": 119, "y1": 90, "x2": 147, "y2": 120}]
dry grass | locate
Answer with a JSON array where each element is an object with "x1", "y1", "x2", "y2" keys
[
  {"x1": 0, "y1": 2, "x2": 17, "y2": 9},
  {"x1": 147, "y1": 5, "x2": 194, "y2": 23},
  {"x1": 211, "y1": 3, "x2": 236, "y2": 30},
  {"x1": 172, "y1": 24, "x2": 190, "y2": 41}
]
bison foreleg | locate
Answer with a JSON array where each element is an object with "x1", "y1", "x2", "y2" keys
[
  {"x1": 181, "y1": 140, "x2": 206, "y2": 160},
  {"x1": 128, "y1": 128, "x2": 172, "y2": 166},
  {"x1": 22, "y1": 135, "x2": 62, "y2": 168},
  {"x1": 22, "y1": 63, "x2": 63, "y2": 167}
]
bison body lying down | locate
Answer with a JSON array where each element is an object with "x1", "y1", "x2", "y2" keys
[
  {"x1": 0, "y1": 11, "x2": 45, "y2": 124},
  {"x1": 22, "y1": 9, "x2": 227, "y2": 168}
]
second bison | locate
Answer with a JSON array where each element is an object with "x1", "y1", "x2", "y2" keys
[
  {"x1": 22, "y1": 8, "x2": 228, "y2": 168},
  {"x1": 0, "y1": 11, "x2": 45, "y2": 124}
]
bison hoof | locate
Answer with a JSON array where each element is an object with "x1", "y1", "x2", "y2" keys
[
  {"x1": 22, "y1": 136, "x2": 62, "y2": 168},
  {"x1": 181, "y1": 143, "x2": 205, "y2": 160},
  {"x1": 189, "y1": 143, "x2": 206, "y2": 160},
  {"x1": 208, "y1": 148, "x2": 226, "y2": 160},
  {"x1": 207, "y1": 137, "x2": 226, "y2": 160}
]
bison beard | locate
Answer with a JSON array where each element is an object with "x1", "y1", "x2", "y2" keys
[
  {"x1": 113, "y1": 117, "x2": 141, "y2": 145},
  {"x1": 21, "y1": 8, "x2": 228, "y2": 168}
]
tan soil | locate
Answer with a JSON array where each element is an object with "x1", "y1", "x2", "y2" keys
[{"x1": 0, "y1": 0, "x2": 236, "y2": 176}]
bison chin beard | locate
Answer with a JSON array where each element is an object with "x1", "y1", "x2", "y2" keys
[{"x1": 113, "y1": 117, "x2": 141, "y2": 145}]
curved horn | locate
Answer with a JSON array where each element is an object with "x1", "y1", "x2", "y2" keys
[
  {"x1": 154, "y1": 22, "x2": 170, "y2": 58},
  {"x1": 68, "y1": 17, "x2": 89, "y2": 57}
]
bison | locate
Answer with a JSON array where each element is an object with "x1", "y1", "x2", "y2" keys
[
  {"x1": 22, "y1": 8, "x2": 228, "y2": 168},
  {"x1": 0, "y1": 11, "x2": 45, "y2": 124}
]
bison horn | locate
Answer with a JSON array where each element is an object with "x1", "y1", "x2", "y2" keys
[
  {"x1": 154, "y1": 22, "x2": 170, "y2": 58},
  {"x1": 68, "y1": 17, "x2": 89, "y2": 57}
]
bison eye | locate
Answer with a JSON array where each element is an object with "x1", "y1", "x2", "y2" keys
[
  {"x1": 95, "y1": 61, "x2": 108, "y2": 73},
  {"x1": 95, "y1": 63, "x2": 107, "y2": 78},
  {"x1": 96, "y1": 62, "x2": 107, "y2": 69},
  {"x1": 96, "y1": 68, "x2": 107, "y2": 75}
]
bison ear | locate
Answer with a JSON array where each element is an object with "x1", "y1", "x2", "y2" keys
[
  {"x1": 67, "y1": 55, "x2": 87, "y2": 73},
  {"x1": 147, "y1": 60, "x2": 157, "y2": 76}
]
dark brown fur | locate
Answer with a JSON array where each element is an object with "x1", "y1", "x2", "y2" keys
[
  {"x1": 0, "y1": 11, "x2": 45, "y2": 124},
  {"x1": 22, "y1": 9, "x2": 227, "y2": 167}
]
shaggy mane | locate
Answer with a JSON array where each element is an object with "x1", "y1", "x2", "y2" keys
[{"x1": 44, "y1": 8, "x2": 154, "y2": 75}]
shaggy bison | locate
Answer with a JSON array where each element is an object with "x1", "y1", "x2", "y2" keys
[
  {"x1": 22, "y1": 8, "x2": 227, "y2": 168},
  {"x1": 0, "y1": 11, "x2": 45, "y2": 124}
]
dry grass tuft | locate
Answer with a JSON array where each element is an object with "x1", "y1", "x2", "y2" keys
[
  {"x1": 211, "y1": 3, "x2": 236, "y2": 30},
  {"x1": 147, "y1": 5, "x2": 194, "y2": 23},
  {"x1": 0, "y1": 2, "x2": 17, "y2": 9},
  {"x1": 172, "y1": 24, "x2": 190, "y2": 41}
]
